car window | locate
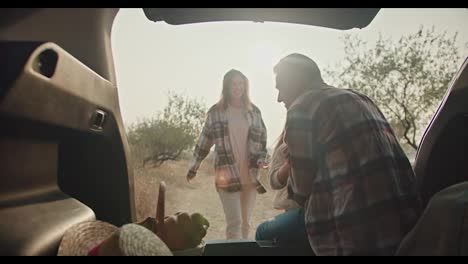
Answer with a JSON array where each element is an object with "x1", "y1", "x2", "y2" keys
[{"x1": 111, "y1": 8, "x2": 468, "y2": 241}]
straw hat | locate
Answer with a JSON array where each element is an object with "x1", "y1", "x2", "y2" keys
[
  {"x1": 57, "y1": 220, "x2": 118, "y2": 256},
  {"x1": 117, "y1": 224, "x2": 172, "y2": 256},
  {"x1": 57, "y1": 220, "x2": 172, "y2": 256}
]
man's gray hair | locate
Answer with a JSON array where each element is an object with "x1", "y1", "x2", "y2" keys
[{"x1": 274, "y1": 53, "x2": 324, "y2": 85}]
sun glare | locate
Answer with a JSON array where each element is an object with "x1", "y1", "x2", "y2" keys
[{"x1": 248, "y1": 41, "x2": 283, "y2": 70}]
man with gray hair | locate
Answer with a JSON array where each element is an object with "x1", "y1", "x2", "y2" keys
[{"x1": 274, "y1": 53, "x2": 421, "y2": 256}]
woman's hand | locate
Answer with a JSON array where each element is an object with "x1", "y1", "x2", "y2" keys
[
  {"x1": 257, "y1": 160, "x2": 269, "y2": 169},
  {"x1": 186, "y1": 171, "x2": 196, "y2": 183}
]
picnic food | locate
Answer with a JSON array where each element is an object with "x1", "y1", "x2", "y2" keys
[
  {"x1": 136, "y1": 181, "x2": 210, "y2": 251},
  {"x1": 137, "y1": 212, "x2": 210, "y2": 251}
]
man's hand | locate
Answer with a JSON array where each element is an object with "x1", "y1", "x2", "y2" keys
[
  {"x1": 277, "y1": 160, "x2": 291, "y2": 186},
  {"x1": 282, "y1": 145, "x2": 289, "y2": 156}
]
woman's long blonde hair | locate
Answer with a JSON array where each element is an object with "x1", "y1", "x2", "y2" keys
[{"x1": 217, "y1": 69, "x2": 252, "y2": 110}]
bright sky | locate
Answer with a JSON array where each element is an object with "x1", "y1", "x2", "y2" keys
[{"x1": 112, "y1": 8, "x2": 468, "y2": 146}]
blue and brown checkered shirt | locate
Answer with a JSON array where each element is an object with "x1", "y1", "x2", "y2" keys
[{"x1": 286, "y1": 86, "x2": 422, "y2": 256}]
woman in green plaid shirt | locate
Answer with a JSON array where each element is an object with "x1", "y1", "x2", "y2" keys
[{"x1": 186, "y1": 69, "x2": 268, "y2": 240}]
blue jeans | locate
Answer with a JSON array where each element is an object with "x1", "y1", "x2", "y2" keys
[{"x1": 255, "y1": 208, "x2": 310, "y2": 248}]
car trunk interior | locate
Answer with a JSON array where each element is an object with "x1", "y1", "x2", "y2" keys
[{"x1": 0, "y1": 10, "x2": 134, "y2": 254}]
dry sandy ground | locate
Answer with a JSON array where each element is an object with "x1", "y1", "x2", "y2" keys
[{"x1": 134, "y1": 159, "x2": 280, "y2": 240}]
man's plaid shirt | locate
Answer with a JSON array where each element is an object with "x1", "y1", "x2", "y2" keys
[{"x1": 286, "y1": 86, "x2": 422, "y2": 255}]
